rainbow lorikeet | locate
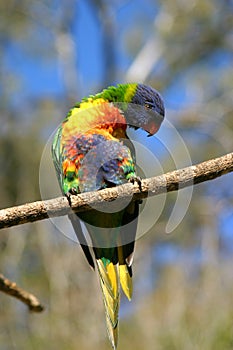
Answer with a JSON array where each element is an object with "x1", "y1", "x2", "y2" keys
[{"x1": 52, "y1": 83, "x2": 165, "y2": 349}]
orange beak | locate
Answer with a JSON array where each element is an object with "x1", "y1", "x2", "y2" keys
[{"x1": 145, "y1": 120, "x2": 162, "y2": 136}]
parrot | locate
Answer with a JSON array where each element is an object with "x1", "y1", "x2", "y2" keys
[{"x1": 51, "y1": 83, "x2": 165, "y2": 349}]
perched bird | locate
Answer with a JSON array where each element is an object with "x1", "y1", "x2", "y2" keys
[{"x1": 52, "y1": 83, "x2": 165, "y2": 349}]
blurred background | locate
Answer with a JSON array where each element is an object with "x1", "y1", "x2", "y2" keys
[{"x1": 1, "y1": 0, "x2": 233, "y2": 349}]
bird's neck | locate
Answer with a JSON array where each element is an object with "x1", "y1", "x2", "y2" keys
[
  {"x1": 63, "y1": 99, "x2": 127, "y2": 138},
  {"x1": 93, "y1": 83, "x2": 138, "y2": 103}
]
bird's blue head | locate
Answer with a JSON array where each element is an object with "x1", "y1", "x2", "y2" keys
[{"x1": 126, "y1": 83, "x2": 165, "y2": 136}]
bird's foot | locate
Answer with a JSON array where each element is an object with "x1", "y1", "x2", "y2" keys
[
  {"x1": 69, "y1": 187, "x2": 79, "y2": 195},
  {"x1": 65, "y1": 187, "x2": 79, "y2": 206},
  {"x1": 128, "y1": 175, "x2": 142, "y2": 191}
]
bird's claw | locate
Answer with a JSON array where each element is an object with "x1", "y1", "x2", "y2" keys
[
  {"x1": 128, "y1": 175, "x2": 142, "y2": 191},
  {"x1": 65, "y1": 187, "x2": 78, "y2": 206},
  {"x1": 69, "y1": 187, "x2": 79, "y2": 195},
  {"x1": 65, "y1": 192, "x2": 72, "y2": 206}
]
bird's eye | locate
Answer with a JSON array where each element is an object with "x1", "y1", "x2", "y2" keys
[{"x1": 144, "y1": 102, "x2": 153, "y2": 110}]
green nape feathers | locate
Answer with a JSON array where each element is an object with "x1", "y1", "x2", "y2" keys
[
  {"x1": 71, "y1": 83, "x2": 138, "y2": 109},
  {"x1": 52, "y1": 83, "x2": 165, "y2": 349}
]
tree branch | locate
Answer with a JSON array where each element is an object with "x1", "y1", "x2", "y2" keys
[
  {"x1": 0, "y1": 274, "x2": 44, "y2": 312},
  {"x1": 0, "y1": 152, "x2": 232, "y2": 230}
]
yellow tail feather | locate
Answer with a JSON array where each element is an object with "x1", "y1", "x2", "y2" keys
[
  {"x1": 106, "y1": 313, "x2": 118, "y2": 350},
  {"x1": 96, "y1": 260, "x2": 119, "y2": 349},
  {"x1": 119, "y1": 264, "x2": 133, "y2": 300},
  {"x1": 101, "y1": 281, "x2": 119, "y2": 326},
  {"x1": 96, "y1": 259, "x2": 133, "y2": 348}
]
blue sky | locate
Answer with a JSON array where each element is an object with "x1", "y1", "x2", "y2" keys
[
  {"x1": 3, "y1": 0, "x2": 232, "y2": 113},
  {"x1": 75, "y1": 0, "x2": 159, "y2": 88},
  {"x1": 4, "y1": 0, "x2": 160, "y2": 105}
]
